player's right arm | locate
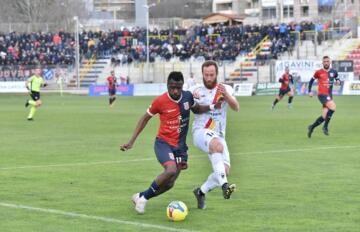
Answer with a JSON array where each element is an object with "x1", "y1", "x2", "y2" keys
[
  {"x1": 120, "y1": 112, "x2": 152, "y2": 151},
  {"x1": 278, "y1": 74, "x2": 284, "y2": 83},
  {"x1": 308, "y1": 71, "x2": 318, "y2": 97},
  {"x1": 25, "y1": 76, "x2": 33, "y2": 91},
  {"x1": 121, "y1": 97, "x2": 160, "y2": 151}
]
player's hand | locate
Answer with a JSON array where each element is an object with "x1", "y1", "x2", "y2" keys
[
  {"x1": 120, "y1": 143, "x2": 133, "y2": 151},
  {"x1": 336, "y1": 80, "x2": 341, "y2": 85},
  {"x1": 193, "y1": 90, "x2": 200, "y2": 99},
  {"x1": 308, "y1": 92, "x2": 314, "y2": 97},
  {"x1": 214, "y1": 97, "x2": 224, "y2": 109},
  {"x1": 217, "y1": 84, "x2": 227, "y2": 96}
]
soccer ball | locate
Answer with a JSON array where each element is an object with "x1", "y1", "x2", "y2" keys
[{"x1": 166, "y1": 201, "x2": 188, "y2": 221}]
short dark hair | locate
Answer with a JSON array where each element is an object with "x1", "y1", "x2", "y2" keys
[
  {"x1": 167, "y1": 71, "x2": 184, "y2": 84},
  {"x1": 202, "y1": 60, "x2": 218, "y2": 74},
  {"x1": 323, "y1": 56, "x2": 330, "y2": 60}
]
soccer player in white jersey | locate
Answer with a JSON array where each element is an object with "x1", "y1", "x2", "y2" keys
[{"x1": 191, "y1": 60, "x2": 240, "y2": 209}]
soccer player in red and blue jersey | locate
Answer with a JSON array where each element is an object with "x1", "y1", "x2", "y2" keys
[
  {"x1": 271, "y1": 66, "x2": 294, "y2": 110},
  {"x1": 107, "y1": 71, "x2": 117, "y2": 107},
  {"x1": 307, "y1": 56, "x2": 340, "y2": 137},
  {"x1": 120, "y1": 71, "x2": 219, "y2": 214}
]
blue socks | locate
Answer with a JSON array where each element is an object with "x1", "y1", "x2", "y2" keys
[{"x1": 140, "y1": 180, "x2": 160, "y2": 200}]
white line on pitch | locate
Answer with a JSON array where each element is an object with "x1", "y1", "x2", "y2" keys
[
  {"x1": 1, "y1": 145, "x2": 359, "y2": 171},
  {"x1": 0, "y1": 158, "x2": 153, "y2": 170},
  {"x1": 0, "y1": 202, "x2": 197, "y2": 232},
  {"x1": 232, "y1": 145, "x2": 360, "y2": 156}
]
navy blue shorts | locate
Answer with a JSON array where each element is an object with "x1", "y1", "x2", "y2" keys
[
  {"x1": 30, "y1": 91, "x2": 40, "y2": 101},
  {"x1": 109, "y1": 88, "x2": 116, "y2": 96},
  {"x1": 279, "y1": 88, "x2": 290, "y2": 97},
  {"x1": 154, "y1": 138, "x2": 188, "y2": 169},
  {"x1": 318, "y1": 94, "x2": 332, "y2": 106}
]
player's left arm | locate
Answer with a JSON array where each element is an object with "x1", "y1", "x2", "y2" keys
[
  {"x1": 41, "y1": 77, "x2": 48, "y2": 87},
  {"x1": 218, "y1": 84, "x2": 239, "y2": 112},
  {"x1": 289, "y1": 75, "x2": 294, "y2": 85},
  {"x1": 334, "y1": 70, "x2": 341, "y2": 85}
]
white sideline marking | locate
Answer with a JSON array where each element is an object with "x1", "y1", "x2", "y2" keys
[
  {"x1": 0, "y1": 202, "x2": 197, "y2": 232},
  {"x1": 0, "y1": 158, "x2": 153, "y2": 170},
  {"x1": 1, "y1": 145, "x2": 359, "y2": 171}
]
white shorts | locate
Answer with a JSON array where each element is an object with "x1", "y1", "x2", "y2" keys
[{"x1": 192, "y1": 128, "x2": 230, "y2": 166}]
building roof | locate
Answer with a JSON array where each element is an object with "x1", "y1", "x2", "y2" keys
[{"x1": 202, "y1": 13, "x2": 244, "y2": 25}]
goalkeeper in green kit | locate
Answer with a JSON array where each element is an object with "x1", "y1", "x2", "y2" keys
[{"x1": 25, "y1": 67, "x2": 47, "y2": 121}]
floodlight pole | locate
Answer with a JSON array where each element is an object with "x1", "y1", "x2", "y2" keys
[
  {"x1": 74, "y1": 16, "x2": 80, "y2": 89},
  {"x1": 144, "y1": 3, "x2": 156, "y2": 82}
]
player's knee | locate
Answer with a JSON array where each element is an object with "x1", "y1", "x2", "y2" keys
[
  {"x1": 332, "y1": 103, "x2": 336, "y2": 110},
  {"x1": 166, "y1": 181, "x2": 175, "y2": 190},
  {"x1": 327, "y1": 102, "x2": 336, "y2": 111},
  {"x1": 164, "y1": 167, "x2": 177, "y2": 178},
  {"x1": 209, "y1": 139, "x2": 223, "y2": 154}
]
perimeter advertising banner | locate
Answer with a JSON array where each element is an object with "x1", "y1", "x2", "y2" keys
[
  {"x1": 88, "y1": 84, "x2": 134, "y2": 96},
  {"x1": 256, "y1": 82, "x2": 281, "y2": 95},
  {"x1": 276, "y1": 60, "x2": 354, "y2": 82},
  {"x1": 234, "y1": 83, "x2": 253, "y2": 96},
  {"x1": 275, "y1": 60, "x2": 322, "y2": 82},
  {"x1": 0, "y1": 81, "x2": 27, "y2": 93},
  {"x1": 296, "y1": 82, "x2": 344, "y2": 96},
  {"x1": 343, "y1": 81, "x2": 360, "y2": 95}
]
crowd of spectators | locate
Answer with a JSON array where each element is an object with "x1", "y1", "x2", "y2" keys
[
  {"x1": 0, "y1": 21, "x2": 337, "y2": 69},
  {"x1": 0, "y1": 31, "x2": 75, "y2": 66}
]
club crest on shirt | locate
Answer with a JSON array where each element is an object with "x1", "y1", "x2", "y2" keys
[
  {"x1": 169, "y1": 153, "x2": 175, "y2": 160},
  {"x1": 183, "y1": 102, "x2": 189, "y2": 110},
  {"x1": 330, "y1": 73, "x2": 334, "y2": 77}
]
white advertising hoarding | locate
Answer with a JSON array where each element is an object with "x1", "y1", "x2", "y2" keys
[
  {"x1": 234, "y1": 83, "x2": 253, "y2": 96},
  {"x1": 342, "y1": 81, "x2": 360, "y2": 95},
  {"x1": 134, "y1": 83, "x2": 167, "y2": 96},
  {"x1": 276, "y1": 60, "x2": 322, "y2": 82},
  {"x1": 0, "y1": 82, "x2": 27, "y2": 93}
]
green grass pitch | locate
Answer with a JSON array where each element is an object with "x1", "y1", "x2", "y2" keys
[{"x1": 0, "y1": 93, "x2": 359, "y2": 232}]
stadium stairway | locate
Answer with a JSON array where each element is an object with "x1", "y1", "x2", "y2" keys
[
  {"x1": 336, "y1": 38, "x2": 360, "y2": 76},
  {"x1": 79, "y1": 57, "x2": 110, "y2": 88},
  {"x1": 226, "y1": 36, "x2": 270, "y2": 84}
]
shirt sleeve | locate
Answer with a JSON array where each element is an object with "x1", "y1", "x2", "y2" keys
[
  {"x1": 188, "y1": 91, "x2": 196, "y2": 108},
  {"x1": 313, "y1": 70, "x2": 319, "y2": 79},
  {"x1": 147, "y1": 97, "x2": 160, "y2": 116}
]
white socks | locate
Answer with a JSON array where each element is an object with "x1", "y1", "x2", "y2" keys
[
  {"x1": 200, "y1": 153, "x2": 227, "y2": 193},
  {"x1": 200, "y1": 172, "x2": 218, "y2": 193}
]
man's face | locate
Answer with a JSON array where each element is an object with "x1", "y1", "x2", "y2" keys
[
  {"x1": 34, "y1": 68, "x2": 41, "y2": 76},
  {"x1": 167, "y1": 80, "x2": 183, "y2": 101},
  {"x1": 323, "y1": 58, "x2": 330, "y2": 70},
  {"x1": 202, "y1": 65, "x2": 217, "y2": 89},
  {"x1": 285, "y1": 68, "x2": 289, "y2": 74}
]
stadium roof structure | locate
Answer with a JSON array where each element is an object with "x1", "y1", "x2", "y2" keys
[{"x1": 202, "y1": 13, "x2": 244, "y2": 25}]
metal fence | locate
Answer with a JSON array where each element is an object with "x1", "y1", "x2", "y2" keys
[
  {"x1": 0, "y1": 23, "x2": 74, "y2": 33},
  {"x1": 108, "y1": 59, "x2": 266, "y2": 85}
]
